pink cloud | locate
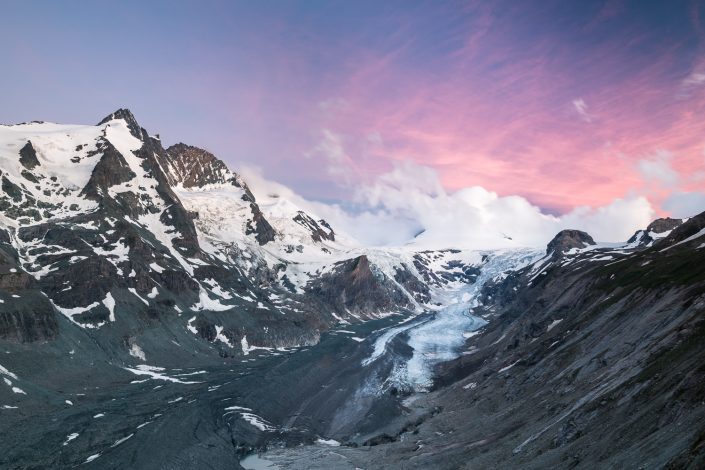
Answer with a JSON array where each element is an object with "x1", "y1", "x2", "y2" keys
[{"x1": 296, "y1": 21, "x2": 705, "y2": 214}]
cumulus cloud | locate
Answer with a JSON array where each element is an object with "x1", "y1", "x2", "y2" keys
[
  {"x1": 572, "y1": 98, "x2": 593, "y2": 122},
  {"x1": 240, "y1": 161, "x2": 657, "y2": 250},
  {"x1": 347, "y1": 161, "x2": 653, "y2": 248}
]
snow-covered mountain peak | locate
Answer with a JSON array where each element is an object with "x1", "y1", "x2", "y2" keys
[
  {"x1": 161, "y1": 141, "x2": 348, "y2": 255},
  {"x1": 97, "y1": 108, "x2": 143, "y2": 139},
  {"x1": 0, "y1": 119, "x2": 147, "y2": 228}
]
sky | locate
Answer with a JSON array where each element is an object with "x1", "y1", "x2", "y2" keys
[{"x1": 2, "y1": 0, "x2": 705, "y2": 246}]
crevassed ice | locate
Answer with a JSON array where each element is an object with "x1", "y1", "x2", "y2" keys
[{"x1": 399, "y1": 248, "x2": 541, "y2": 391}]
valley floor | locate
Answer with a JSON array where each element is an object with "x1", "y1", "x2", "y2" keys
[{"x1": 0, "y1": 308, "x2": 453, "y2": 469}]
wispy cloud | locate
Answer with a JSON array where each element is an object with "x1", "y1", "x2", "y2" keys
[
  {"x1": 572, "y1": 98, "x2": 593, "y2": 122},
  {"x1": 318, "y1": 98, "x2": 349, "y2": 112},
  {"x1": 305, "y1": 129, "x2": 358, "y2": 183},
  {"x1": 679, "y1": 69, "x2": 705, "y2": 97}
]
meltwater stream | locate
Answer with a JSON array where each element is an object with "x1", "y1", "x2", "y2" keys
[{"x1": 364, "y1": 249, "x2": 541, "y2": 392}]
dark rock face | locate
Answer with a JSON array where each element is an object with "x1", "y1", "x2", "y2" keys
[
  {"x1": 164, "y1": 143, "x2": 277, "y2": 245},
  {"x1": 80, "y1": 139, "x2": 136, "y2": 200},
  {"x1": 1, "y1": 175, "x2": 24, "y2": 203},
  {"x1": 135, "y1": 136, "x2": 203, "y2": 257},
  {"x1": 654, "y1": 211, "x2": 705, "y2": 249},
  {"x1": 646, "y1": 217, "x2": 682, "y2": 234},
  {"x1": 307, "y1": 255, "x2": 409, "y2": 317},
  {"x1": 245, "y1": 204, "x2": 277, "y2": 245},
  {"x1": 293, "y1": 211, "x2": 335, "y2": 242},
  {"x1": 0, "y1": 302, "x2": 57, "y2": 342},
  {"x1": 393, "y1": 264, "x2": 430, "y2": 303},
  {"x1": 0, "y1": 236, "x2": 57, "y2": 342},
  {"x1": 19, "y1": 141, "x2": 40, "y2": 170},
  {"x1": 164, "y1": 144, "x2": 240, "y2": 189},
  {"x1": 625, "y1": 229, "x2": 647, "y2": 246},
  {"x1": 626, "y1": 217, "x2": 684, "y2": 248},
  {"x1": 546, "y1": 229, "x2": 595, "y2": 256}
]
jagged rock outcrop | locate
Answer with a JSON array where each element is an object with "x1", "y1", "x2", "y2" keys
[
  {"x1": 244, "y1": 206, "x2": 277, "y2": 245},
  {"x1": 80, "y1": 140, "x2": 136, "y2": 200},
  {"x1": 653, "y1": 211, "x2": 705, "y2": 249},
  {"x1": 646, "y1": 216, "x2": 682, "y2": 234},
  {"x1": 164, "y1": 143, "x2": 277, "y2": 245},
  {"x1": 97, "y1": 108, "x2": 143, "y2": 139},
  {"x1": 307, "y1": 255, "x2": 410, "y2": 316},
  {"x1": 293, "y1": 211, "x2": 335, "y2": 242},
  {"x1": 626, "y1": 217, "x2": 684, "y2": 248},
  {"x1": 393, "y1": 264, "x2": 431, "y2": 303},
  {"x1": 163, "y1": 144, "x2": 243, "y2": 189},
  {"x1": 546, "y1": 229, "x2": 595, "y2": 257},
  {"x1": 18, "y1": 142, "x2": 40, "y2": 170}
]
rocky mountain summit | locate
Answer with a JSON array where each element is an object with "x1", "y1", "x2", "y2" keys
[
  {"x1": 0, "y1": 110, "x2": 704, "y2": 469},
  {"x1": 625, "y1": 216, "x2": 685, "y2": 248},
  {"x1": 546, "y1": 229, "x2": 595, "y2": 257}
]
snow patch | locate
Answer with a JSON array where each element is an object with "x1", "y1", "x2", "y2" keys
[
  {"x1": 128, "y1": 288, "x2": 149, "y2": 306},
  {"x1": 498, "y1": 360, "x2": 520, "y2": 373},
  {"x1": 316, "y1": 438, "x2": 341, "y2": 446},
  {"x1": 187, "y1": 316, "x2": 198, "y2": 335},
  {"x1": 111, "y1": 434, "x2": 134, "y2": 448},
  {"x1": 103, "y1": 293, "x2": 116, "y2": 322},
  {"x1": 123, "y1": 365, "x2": 201, "y2": 384},
  {"x1": 193, "y1": 287, "x2": 233, "y2": 312},
  {"x1": 129, "y1": 343, "x2": 146, "y2": 361},
  {"x1": 547, "y1": 319, "x2": 563, "y2": 331},
  {"x1": 215, "y1": 326, "x2": 234, "y2": 348},
  {"x1": 149, "y1": 262, "x2": 164, "y2": 273}
]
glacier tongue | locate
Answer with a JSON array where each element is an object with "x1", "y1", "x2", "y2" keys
[{"x1": 391, "y1": 248, "x2": 542, "y2": 391}]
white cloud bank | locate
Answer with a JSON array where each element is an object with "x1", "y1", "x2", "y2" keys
[{"x1": 241, "y1": 161, "x2": 659, "y2": 250}]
